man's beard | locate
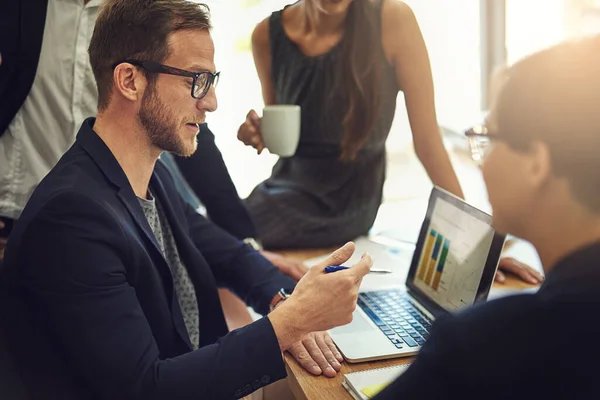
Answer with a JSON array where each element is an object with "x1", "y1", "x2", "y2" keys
[{"x1": 138, "y1": 85, "x2": 198, "y2": 157}]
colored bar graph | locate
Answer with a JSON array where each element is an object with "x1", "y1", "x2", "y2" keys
[
  {"x1": 425, "y1": 234, "x2": 443, "y2": 285},
  {"x1": 432, "y1": 239, "x2": 450, "y2": 290},
  {"x1": 416, "y1": 228, "x2": 452, "y2": 292},
  {"x1": 416, "y1": 229, "x2": 436, "y2": 280}
]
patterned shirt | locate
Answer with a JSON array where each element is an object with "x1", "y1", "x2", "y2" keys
[{"x1": 138, "y1": 193, "x2": 200, "y2": 349}]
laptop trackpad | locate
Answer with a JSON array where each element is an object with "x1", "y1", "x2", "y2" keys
[{"x1": 330, "y1": 309, "x2": 374, "y2": 335}]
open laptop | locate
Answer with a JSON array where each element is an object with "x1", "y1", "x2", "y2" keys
[{"x1": 329, "y1": 187, "x2": 506, "y2": 363}]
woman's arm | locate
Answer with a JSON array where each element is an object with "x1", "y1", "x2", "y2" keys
[
  {"x1": 237, "y1": 18, "x2": 275, "y2": 154},
  {"x1": 251, "y1": 17, "x2": 276, "y2": 105},
  {"x1": 382, "y1": 1, "x2": 464, "y2": 198}
]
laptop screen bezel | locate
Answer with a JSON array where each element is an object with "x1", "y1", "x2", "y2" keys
[{"x1": 404, "y1": 187, "x2": 506, "y2": 318}]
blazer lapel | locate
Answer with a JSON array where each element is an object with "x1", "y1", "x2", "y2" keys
[
  {"x1": 150, "y1": 164, "x2": 229, "y2": 345},
  {"x1": 77, "y1": 119, "x2": 168, "y2": 264},
  {"x1": 116, "y1": 188, "x2": 164, "y2": 261},
  {"x1": 76, "y1": 120, "x2": 192, "y2": 344},
  {"x1": 121, "y1": 187, "x2": 195, "y2": 350}
]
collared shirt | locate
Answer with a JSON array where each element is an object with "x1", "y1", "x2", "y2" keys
[{"x1": 0, "y1": 0, "x2": 101, "y2": 219}]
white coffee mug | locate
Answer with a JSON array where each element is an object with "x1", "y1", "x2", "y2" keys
[{"x1": 261, "y1": 105, "x2": 301, "y2": 157}]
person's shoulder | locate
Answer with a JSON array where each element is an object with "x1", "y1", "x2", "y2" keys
[
  {"x1": 251, "y1": 16, "x2": 271, "y2": 51},
  {"x1": 36, "y1": 147, "x2": 107, "y2": 203},
  {"x1": 5, "y1": 185, "x2": 123, "y2": 268},
  {"x1": 432, "y1": 294, "x2": 540, "y2": 344},
  {"x1": 21, "y1": 185, "x2": 116, "y2": 234},
  {"x1": 458, "y1": 294, "x2": 540, "y2": 325},
  {"x1": 381, "y1": 0, "x2": 417, "y2": 28},
  {"x1": 21, "y1": 143, "x2": 120, "y2": 227},
  {"x1": 382, "y1": 0, "x2": 413, "y2": 14},
  {"x1": 252, "y1": 4, "x2": 296, "y2": 52},
  {"x1": 380, "y1": 0, "x2": 423, "y2": 63},
  {"x1": 420, "y1": 294, "x2": 542, "y2": 370}
]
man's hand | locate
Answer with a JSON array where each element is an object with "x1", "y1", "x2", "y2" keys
[
  {"x1": 261, "y1": 250, "x2": 308, "y2": 281},
  {"x1": 496, "y1": 257, "x2": 544, "y2": 284},
  {"x1": 287, "y1": 331, "x2": 344, "y2": 377},
  {"x1": 268, "y1": 242, "x2": 372, "y2": 351}
]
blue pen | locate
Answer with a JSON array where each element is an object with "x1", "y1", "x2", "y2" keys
[
  {"x1": 324, "y1": 265, "x2": 349, "y2": 273},
  {"x1": 325, "y1": 265, "x2": 392, "y2": 274}
]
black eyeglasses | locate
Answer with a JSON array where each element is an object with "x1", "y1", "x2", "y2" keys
[{"x1": 116, "y1": 60, "x2": 220, "y2": 100}]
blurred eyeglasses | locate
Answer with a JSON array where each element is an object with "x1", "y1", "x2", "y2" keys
[{"x1": 464, "y1": 124, "x2": 506, "y2": 165}]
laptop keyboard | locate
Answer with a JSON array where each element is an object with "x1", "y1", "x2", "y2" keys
[{"x1": 358, "y1": 289, "x2": 433, "y2": 350}]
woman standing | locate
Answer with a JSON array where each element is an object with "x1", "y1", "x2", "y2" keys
[{"x1": 238, "y1": 0, "x2": 463, "y2": 249}]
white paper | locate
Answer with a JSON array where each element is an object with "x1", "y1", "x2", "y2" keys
[{"x1": 304, "y1": 236, "x2": 415, "y2": 292}]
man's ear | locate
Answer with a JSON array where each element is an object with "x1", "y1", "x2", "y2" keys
[
  {"x1": 527, "y1": 140, "x2": 552, "y2": 190},
  {"x1": 112, "y1": 63, "x2": 146, "y2": 103}
]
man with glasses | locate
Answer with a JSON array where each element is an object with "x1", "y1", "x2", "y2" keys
[
  {"x1": 0, "y1": 0, "x2": 305, "y2": 283},
  {"x1": 122, "y1": 61, "x2": 309, "y2": 280},
  {"x1": 374, "y1": 36, "x2": 600, "y2": 399},
  {"x1": 0, "y1": 1, "x2": 374, "y2": 399},
  {"x1": 117, "y1": 60, "x2": 221, "y2": 100}
]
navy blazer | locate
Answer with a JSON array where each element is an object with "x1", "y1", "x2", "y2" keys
[
  {"x1": 375, "y1": 242, "x2": 600, "y2": 399},
  {"x1": 0, "y1": 118, "x2": 296, "y2": 399}
]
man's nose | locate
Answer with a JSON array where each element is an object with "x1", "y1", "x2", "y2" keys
[{"x1": 197, "y1": 86, "x2": 217, "y2": 113}]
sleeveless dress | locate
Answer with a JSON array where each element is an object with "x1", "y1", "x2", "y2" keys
[{"x1": 245, "y1": 1, "x2": 400, "y2": 249}]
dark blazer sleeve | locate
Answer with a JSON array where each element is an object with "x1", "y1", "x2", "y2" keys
[
  {"x1": 180, "y1": 196, "x2": 296, "y2": 315},
  {"x1": 19, "y1": 192, "x2": 287, "y2": 400},
  {"x1": 174, "y1": 123, "x2": 258, "y2": 240}
]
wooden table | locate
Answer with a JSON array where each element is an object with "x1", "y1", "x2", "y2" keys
[{"x1": 279, "y1": 248, "x2": 538, "y2": 400}]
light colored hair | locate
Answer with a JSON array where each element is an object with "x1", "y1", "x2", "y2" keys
[{"x1": 497, "y1": 35, "x2": 600, "y2": 211}]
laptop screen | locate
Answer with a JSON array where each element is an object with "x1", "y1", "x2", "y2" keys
[{"x1": 406, "y1": 188, "x2": 505, "y2": 314}]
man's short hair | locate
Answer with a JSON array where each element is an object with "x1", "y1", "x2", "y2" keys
[
  {"x1": 89, "y1": 0, "x2": 211, "y2": 110},
  {"x1": 497, "y1": 35, "x2": 600, "y2": 212}
]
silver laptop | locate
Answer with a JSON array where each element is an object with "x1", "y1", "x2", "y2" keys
[{"x1": 330, "y1": 187, "x2": 506, "y2": 363}]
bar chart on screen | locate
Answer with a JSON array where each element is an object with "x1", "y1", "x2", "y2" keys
[
  {"x1": 413, "y1": 197, "x2": 495, "y2": 311},
  {"x1": 415, "y1": 229, "x2": 451, "y2": 291}
]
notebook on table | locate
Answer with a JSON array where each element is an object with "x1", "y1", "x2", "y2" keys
[{"x1": 342, "y1": 363, "x2": 411, "y2": 400}]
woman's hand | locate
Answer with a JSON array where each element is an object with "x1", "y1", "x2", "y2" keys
[
  {"x1": 237, "y1": 109, "x2": 265, "y2": 154},
  {"x1": 495, "y1": 257, "x2": 544, "y2": 285}
]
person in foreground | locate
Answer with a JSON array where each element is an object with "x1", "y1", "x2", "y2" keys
[
  {"x1": 0, "y1": 1, "x2": 373, "y2": 399},
  {"x1": 375, "y1": 36, "x2": 600, "y2": 399}
]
